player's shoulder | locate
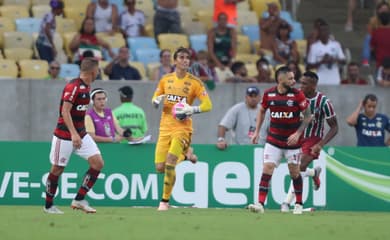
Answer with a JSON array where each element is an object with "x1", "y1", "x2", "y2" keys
[
  {"x1": 263, "y1": 86, "x2": 277, "y2": 94},
  {"x1": 160, "y1": 72, "x2": 175, "y2": 81},
  {"x1": 186, "y1": 72, "x2": 205, "y2": 86}
]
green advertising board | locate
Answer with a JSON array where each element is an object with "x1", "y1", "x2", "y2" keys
[{"x1": 0, "y1": 142, "x2": 389, "y2": 211}]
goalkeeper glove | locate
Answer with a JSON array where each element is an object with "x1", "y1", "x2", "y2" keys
[
  {"x1": 176, "y1": 100, "x2": 200, "y2": 116},
  {"x1": 153, "y1": 94, "x2": 166, "y2": 108}
]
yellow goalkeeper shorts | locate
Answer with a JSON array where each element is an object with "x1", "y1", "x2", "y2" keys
[{"x1": 154, "y1": 131, "x2": 191, "y2": 164}]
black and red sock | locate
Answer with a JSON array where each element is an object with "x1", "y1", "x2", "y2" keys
[
  {"x1": 258, "y1": 173, "x2": 272, "y2": 205},
  {"x1": 75, "y1": 168, "x2": 100, "y2": 201},
  {"x1": 45, "y1": 173, "x2": 59, "y2": 209},
  {"x1": 292, "y1": 175, "x2": 303, "y2": 205}
]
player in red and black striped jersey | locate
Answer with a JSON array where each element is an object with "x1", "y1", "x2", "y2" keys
[
  {"x1": 248, "y1": 66, "x2": 312, "y2": 215},
  {"x1": 54, "y1": 78, "x2": 91, "y2": 140},
  {"x1": 44, "y1": 58, "x2": 104, "y2": 214},
  {"x1": 281, "y1": 71, "x2": 338, "y2": 212}
]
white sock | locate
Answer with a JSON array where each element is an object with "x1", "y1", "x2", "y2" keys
[
  {"x1": 304, "y1": 168, "x2": 315, "y2": 177},
  {"x1": 284, "y1": 182, "x2": 295, "y2": 205}
]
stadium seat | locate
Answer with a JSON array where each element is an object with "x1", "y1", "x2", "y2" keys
[
  {"x1": 96, "y1": 32, "x2": 126, "y2": 49},
  {"x1": 3, "y1": 31, "x2": 33, "y2": 49},
  {"x1": 31, "y1": 0, "x2": 51, "y2": 5},
  {"x1": 62, "y1": 31, "x2": 77, "y2": 58},
  {"x1": 144, "y1": 23, "x2": 154, "y2": 37},
  {"x1": 32, "y1": 5, "x2": 51, "y2": 18},
  {"x1": 183, "y1": 21, "x2": 206, "y2": 35},
  {"x1": 178, "y1": 0, "x2": 189, "y2": 6},
  {"x1": 0, "y1": 5, "x2": 29, "y2": 21},
  {"x1": 98, "y1": 60, "x2": 109, "y2": 80},
  {"x1": 15, "y1": 18, "x2": 42, "y2": 35},
  {"x1": 32, "y1": 32, "x2": 65, "y2": 60},
  {"x1": 295, "y1": 39, "x2": 307, "y2": 63},
  {"x1": 189, "y1": 34, "x2": 207, "y2": 52},
  {"x1": 127, "y1": 36, "x2": 158, "y2": 56},
  {"x1": 4, "y1": 48, "x2": 33, "y2": 61},
  {"x1": 237, "y1": 35, "x2": 251, "y2": 54},
  {"x1": 129, "y1": 61, "x2": 146, "y2": 80},
  {"x1": 158, "y1": 33, "x2": 189, "y2": 53},
  {"x1": 0, "y1": 59, "x2": 18, "y2": 78},
  {"x1": 290, "y1": 22, "x2": 304, "y2": 40},
  {"x1": 62, "y1": 0, "x2": 90, "y2": 10},
  {"x1": 136, "y1": 0, "x2": 154, "y2": 15},
  {"x1": 0, "y1": 17, "x2": 16, "y2": 48},
  {"x1": 195, "y1": 10, "x2": 214, "y2": 30},
  {"x1": 19, "y1": 59, "x2": 49, "y2": 79},
  {"x1": 189, "y1": 0, "x2": 213, "y2": 15},
  {"x1": 246, "y1": 63, "x2": 257, "y2": 77},
  {"x1": 56, "y1": 17, "x2": 77, "y2": 34},
  {"x1": 146, "y1": 62, "x2": 160, "y2": 79},
  {"x1": 63, "y1": 7, "x2": 86, "y2": 30},
  {"x1": 235, "y1": 53, "x2": 259, "y2": 65},
  {"x1": 241, "y1": 24, "x2": 260, "y2": 44},
  {"x1": 109, "y1": 0, "x2": 126, "y2": 13},
  {"x1": 59, "y1": 63, "x2": 80, "y2": 79},
  {"x1": 0, "y1": 52, "x2": 3, "y2": 59},
  {"x1": 250, "y1": 0, "x2": 281, "y2": 17},
  {"x1": 237, "y1": 0, "x2": 250, "y2": 11},
  {"x1": 135, "y1": 48, "x2": 160, "y2": 67},
  {"x1": 2, "y1": 0, "x2": 30, "y2": 6},
  {"x1": 237, "y1": 10, "x2": 258, "y2": 30}
]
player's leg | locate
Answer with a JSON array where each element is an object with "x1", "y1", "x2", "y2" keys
[
  {"x1": 286, "y1": 148, "x2": 303, "y2": 214},
  {"x1": 155, "y1": 134, "x2": 170, "y2": 173},
  {"x1": 72, "y1": 134, "x2": 103, "y2": 213},
  {"x1": 177, "y1": 146, "x2": 197, "y2": 165},
  {"x1": 44, "y1": 136, "x2": 72, "y2": 214},
  {"x1": 248, "y1": 143, "x2": 280, "y2": 213},
  {"x1": 300, "y1": 137, "x2": 322, "y2": 190},
  {"x1": 159, "y1": 133, "x2": 190, "y2": 211}
]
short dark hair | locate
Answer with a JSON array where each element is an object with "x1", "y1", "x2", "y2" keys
[
  {"x1": 378, "y1": 11, "x2": 390, "y2": 25},
  {"x1": 173, "y1": 47, "x2": 191, "y2": 60},
  {"x1": 382, "y1": 57, "x2": 390, "y2": 68},
  {"x1": 303, "y1": 71, "x2": 319, "y2": 84},
  {"x1": 363, "y1": 94, "x2": 378, "y2": 105},
  {"x1": 348, "y1": 61, "x2": 360, "y2": 68},
  {"x1": 275, "y1": 66, "x2": 290, "y2": 82},
  {"x1": 230, "y1": 61, "x2": 245, "y2": 74},
  {"x1": 256, "y1": 57, "x2": 269, "y2": 67}
]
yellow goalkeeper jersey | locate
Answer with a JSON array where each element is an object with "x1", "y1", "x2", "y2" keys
[{"x1": 152, "y1": 72, "x2": 212, "y2": 133}]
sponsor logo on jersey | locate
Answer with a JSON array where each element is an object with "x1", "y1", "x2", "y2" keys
[
  {"x1": 268, "y1": 93, "x2": 276, "y2": 97},
  {"x1": 166, "y1": 94, "x2": 187, "y2": 103},
  {"x1": 286, "y1": 100, "x2": 294, "y2": 106},
  {"x1": 80, "y1": 85, "x2": 86, "y2": 89},
  {"x1": 287, "y1": 93, "x2": 294, "y2": 97},
  {"x1": 76, "y1": 104, "x2": 89, "y2": 111},
  {"x1": 362, "y1": 129, "x2": 382, "y2": 137},
  {"x1": 271, "y1": 111, "x2": 293, "y2": 118}
]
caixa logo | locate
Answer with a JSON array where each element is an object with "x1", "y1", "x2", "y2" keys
[{"x1": 76, "y1": 104, "x2": 89, "y2": 111}]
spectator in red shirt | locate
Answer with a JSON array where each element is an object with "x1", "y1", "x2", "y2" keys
[
  {"x1": 371, "y1": 11, "x2": 390, "y2": 68},
  {"x1": 341, "y1": 62, "x2": 368, "y2": 85},
  {"x1": 376, "y1": 56, "x2": 390, "y2": 87}
]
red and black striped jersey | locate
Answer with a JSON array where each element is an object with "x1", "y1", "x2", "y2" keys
[
  {"x1": 54, "y1": 78, "x2": 90, "y2": 140},
  {"x1": 261, "y1": 86, "x2": 308, "y2": 149}
]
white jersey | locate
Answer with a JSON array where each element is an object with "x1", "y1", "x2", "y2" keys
[
  {"x1": 94, "y1": 3, "x2": 113, "y2": 32},
  {"x1": 120, "y1": 10, "x2": 145, "y2": 37},
  {"x1": 307, "y1": 39, "x2": 345, "y2": 85}
]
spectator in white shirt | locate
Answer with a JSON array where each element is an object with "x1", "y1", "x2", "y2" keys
[
  {"x1": 120, "y1": 0, "x2": 146, "y2": 38},
  {"x1": 307, "y1": 22, "x2": 346, "y2": 85}
]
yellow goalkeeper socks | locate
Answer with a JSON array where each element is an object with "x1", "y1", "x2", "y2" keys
[{"x1": 162, "y1": 163, "x2": 176, "y2": 201}]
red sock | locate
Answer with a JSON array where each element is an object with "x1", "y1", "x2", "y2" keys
[
  {"x1": 45, "y1": 173, "x2": 59, "y2": 208},
  {"x1": 258, "y1": 173, "x2": 272, "y2": 205},
  {"x1": 75, "y1": 168, "x2": 100, "y2": 201},
  {"x1": 292, "y1": 175, "x2": 303, "y2": 205}
]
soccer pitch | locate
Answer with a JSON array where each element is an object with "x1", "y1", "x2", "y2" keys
[{"x1": 1, "y1": 206, "x2": 389, "y2": 240}]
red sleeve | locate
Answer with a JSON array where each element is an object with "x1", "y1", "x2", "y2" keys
[
  {"x1": 62, "y1": 83, "x2": 79, "y2": 104},
  {"x1": 261, "y1": 92, "x2": 268, "y2": 110},
  {"x1": 297, "y1": 91, "x2": 308, "y2": 111},
  {"x1": 370, "y1": 30, "x2": 377, "y2": 49}
]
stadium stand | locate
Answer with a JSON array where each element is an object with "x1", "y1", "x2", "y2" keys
[
  {"x1": 18, "y1": 59, "x2": 49, "y2": 79},
  {"x1": 157, "y1": 33, "x2": 189, "y2": 53},
  {"x1": 31, "y1": 5, "x2": 51, "y2": 18},
  {"x1": 189, "y1": 34, "x2": 207, "y2": 52},
  {"x1": 59, "y1": 63, "x2": 80, "y2": 79},
  {"x1": 0, "y1": 59, "x2": 18, "y2": 78},
  {"x1": 135, "y1": 48, "x2": 160, "y2": 67},
  {"x1": 15, "y1": 18, "x2": 41, "y2": 35},
  {"x1": 4, "y1": 47, "x2": 33, "y2": 61}
]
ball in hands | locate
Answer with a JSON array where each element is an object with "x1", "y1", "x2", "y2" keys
[{"x1": 172, "y1": 102, "x2": 189, "y2": 121}]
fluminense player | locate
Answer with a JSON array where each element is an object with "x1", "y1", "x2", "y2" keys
[
  {"x1": 281, "y1": 71, "x2": 339, "y2": 212},
  {"x1": 249, "y1": 66, "x2": 312, "y2": 215},
  {"x1": 43, "y1": 58, "x2": 103, "y2": 214},
  {"x1": 151, "y1": 47, "x2": 212, "y2": 211}
]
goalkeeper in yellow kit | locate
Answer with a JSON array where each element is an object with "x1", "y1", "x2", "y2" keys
[{"x1": 152, "y1": 47, "x2": 213, "y2": 211}]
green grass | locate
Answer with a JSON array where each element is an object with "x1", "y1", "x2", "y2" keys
[{"x1": 1, "y1": 206, "x2": 389, "y2": 240}]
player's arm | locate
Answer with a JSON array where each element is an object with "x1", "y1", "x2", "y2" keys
[
  {"x1": 321, "y1": 116, "x2": 339, "y2": 147},
  {"x1": 346, "y1": 100, "x2": 363, "y2": 126},
  {"x1": 151, "y1": 79, "x2": 165, "y2": 108},
  {"x1": 287, "y1": 106, "x2": 312, "y2": 146},
  {"x1": 62, "y1": 101, "x2": 82, "y2": 148},
  {"x1": 251, "y1": 106, "x2": 266, "y2": 144}
]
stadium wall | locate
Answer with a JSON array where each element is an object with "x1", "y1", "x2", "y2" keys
[
  {"x1": 1, "y1": 80, "x2": 389, "y2": 146},
  {"x1": 0, "y1": 142, "x2": 388, "y2": 211}
]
